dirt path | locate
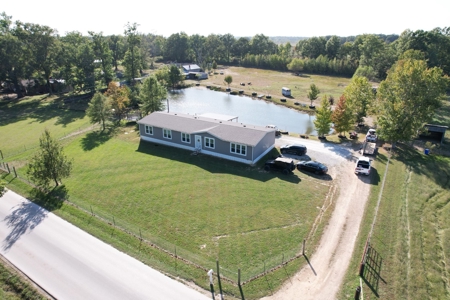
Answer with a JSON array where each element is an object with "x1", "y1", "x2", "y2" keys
[{"x1": 263, "y1": 136, "x2": 372, "y2": 300}]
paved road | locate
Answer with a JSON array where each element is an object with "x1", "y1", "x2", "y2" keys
[{"x1": 0, "y1": 190, "x2": 209, "y2": 300}]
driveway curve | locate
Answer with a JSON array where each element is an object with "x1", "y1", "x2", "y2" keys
[{"x1": 262, "y1": 136, "x2": 371, "y2": 300}]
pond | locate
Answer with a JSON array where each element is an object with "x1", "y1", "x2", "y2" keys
[{"x1": 168, "y1": 87, "x2": 318, "y2": 135}]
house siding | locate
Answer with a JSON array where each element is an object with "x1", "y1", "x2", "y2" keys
[{"x1": 137, "y1": 112, "x2": 275, "y2": 164}]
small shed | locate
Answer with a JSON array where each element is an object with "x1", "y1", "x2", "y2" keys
[
  {"x1": 282, "y1": 87, "x2": 291, "y2": 97},
  {"x1": 420, "y1": 124, "x2": 448, "y2": 144}
]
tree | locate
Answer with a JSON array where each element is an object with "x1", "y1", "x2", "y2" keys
[
  {"x1": 123, "y1": 22, "x2": 141, "y2": 82},
  {"x1": 189, "y1": 34, "x2": 206, "y2": 65},
  {"x1": 0, "y1": 13, "x2": 29, "y2": 98},
  {"x1": 376, "y1": 59, "x2": 448, "y2": 143},
  {"x1": 104, "y1": 82, "x2": 130, "y2": 121},
  {"x1": 221, "y1": 33, "x2": 235, "y2": 63},
  {"x1": 89, "y1": 31, "x2": 114, "y2": 87},
  {"x1": 27, "y1": 129, "x2": 73, "y2": 189},
  {"x1": 331, "y1": 95, "x2": 353, "y2": 136},
  {"x1": 164, "y1": 32, "x2": 189, "y2": 62},
  {"x1": 287, "y1": 58, "x2": 304, "y2": 73},
  {"x1": 343, "y1": 76, "x2": 375, "y2": 125},
  {"x1": 314, "y1": 95, "x2": 333, "y2": 138},
  {"x1": 325, "y1": 35, "x2": 341, "y2": 59},
  {"x1": 168, "y1": 65, "x2": 184, "y2": 90},
  {"x1": 224, "y1": 75, "x2": 232, "y2": 88},
  {"x1": 139, "y1": 75, "x2": 167, "y2": 116},
  {"x1": 86, "y1": 92, "x2": 112, "y2": 131},
  {"x1": 307, "y1": 83, "x2": 320, "y2": 107},
  {"x1": 108, "y1": 35, "x2": 124, "y2": 71}
]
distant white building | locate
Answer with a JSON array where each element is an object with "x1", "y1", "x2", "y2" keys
[{"x1": 182, "y1": 64, "x2": 201, "y2": 73}]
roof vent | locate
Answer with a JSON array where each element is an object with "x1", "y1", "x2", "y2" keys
[{"x1": 243, "y1": 125, "x2": 246, "y2": 127}]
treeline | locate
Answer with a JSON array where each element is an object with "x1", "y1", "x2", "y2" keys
[{"x1": 1, "y1": 10, "x2": 450, "y2": 98}]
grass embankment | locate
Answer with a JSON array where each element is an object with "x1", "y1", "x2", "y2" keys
[
  {"x1": 339, "y1": 145, "x2": 450, "y2": 299},
  {"x1": 0, "y1": 258, "x2": 47, "y2": 300},
  {"x1": 1, "y1": 95, "x2": 335, "y2": 299}
]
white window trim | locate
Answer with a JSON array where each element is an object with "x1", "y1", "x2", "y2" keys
[
  {"x1": 163, "y1": 128, "x2": 172, "y2": 139},
  {"x1": 145, "y1": 125, "x2": 153, "y2": 135},
  {"x1": 205, "y1": 137, "x2": 215, "y2": 149},
  {"x1": 181, "y1": 133, "x2": 191, "y2": 143},
  {"x1": 230, "y1": 143, "x2": 247, "y2": 156}
]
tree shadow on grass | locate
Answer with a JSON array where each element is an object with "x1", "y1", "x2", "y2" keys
[
  {"x1": 81, "y1": 127, "x2": 117, "y2": 151},
  {"x1": 136, "y1": 141, "x2": 301, "y2": 183},
  {"x1": 2, "y1": 186, "x2": 67, "y2": 252},
  {"x1": 394, "y1": 143, "x2": 450, "y2": 190}
]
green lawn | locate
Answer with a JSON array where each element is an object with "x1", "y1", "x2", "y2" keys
[
  {"x1": 1, "y1": 95, "x2": 335, "y2": 299},
  {"x1": 339, "y1": 145, "x2": 450, "y2": 299},
  {"x1": 0, "y1": 95, "x2": 91, "y2": 158}
]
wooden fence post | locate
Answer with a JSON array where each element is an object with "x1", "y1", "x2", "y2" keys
[
  {"x1": 302, "y1": 239, "x2": 306, "y2": 255},
  {"x1": 12, "y1": 166, "x2": 17, "y2": 178}
]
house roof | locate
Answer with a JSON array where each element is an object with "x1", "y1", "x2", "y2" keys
[
  {"x1": 138, "y1": 112, "x2": 274, "y2": 146},
  {"x1": 425, "y1": 124, "x2": 448, "y2": 133},
  {"x1": 182, "y1": 64, "x2": 201, "y2": 70}
]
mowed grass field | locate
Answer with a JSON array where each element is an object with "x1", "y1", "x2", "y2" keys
[
  {"x1": 339, "y1": 147, "x2": 450, "y2": 299},
  {"x1": 1, "y1": 91, "x2": 334, "y2": 298},
  {"x1": 203, "y1": 67, "x2": 353, "y2": 107}
]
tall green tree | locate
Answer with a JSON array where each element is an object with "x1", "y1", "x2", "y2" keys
[
  {"x1": 325, "y1": 35, "x2": 341, "y2": 59},
  {"x1": 89, "y1": 31, "x2": 114, "y2": 87},
  {"x1": 331, "y1": 95, "x2": 353, "y2": 136},
  {"x1": 314, "y1": 95, "x2": 333, "y2": 138},
  {"x1": 123, "y1": 22, "x2": 141, "y2": 82},
  {"x1": 168, "y1": 65, "x2": 184, "y2": 90},
  {"x1": 307, "y1": 83, "x2": 320, "y2": 107},
  {"x1": 108, "y1": 35, "x2": 124, "y2": 71},
  {"x1": 0, "y1": 13, "x2": 28, "y2": 98},
  {"x1": 27, "y1": 129, "x2": 73, "y2": 189},
  {"x1": 86, "y1": 92, "x2": 112, "y2": 131},
  {"x1": 139, "y1": 75, "x2": 167, "y2": 115},
  {"x1": 164, "y1": 32, "x2": 189, "y2": 62},
  {"x1": 376, "y1": 59, "x2": 448, "y2": 143},
  {"x1": 343, "y1": 76, "x2": 375, "y2": 125},
  {"x1": 221, "y1": 33, "x2": 235, "y2": 63},
  {"x1": 189, "y1": 34, "x2": 206, "y2": 65}
]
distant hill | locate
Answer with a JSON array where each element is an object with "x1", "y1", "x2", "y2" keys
[
  {"x1": 268, "y1": 34, "x2": 399, "y2": 45},
  {"x1": 268, "y1": 36, "x2": 308, "y2": 45}
]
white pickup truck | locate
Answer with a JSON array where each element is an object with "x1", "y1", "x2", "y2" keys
[
  {"x1": 355, "y1": 156, "x2": 371, "y2": 175},
  {"x1": 366, "y1": 129, "x2": 377, "y2": 142}
]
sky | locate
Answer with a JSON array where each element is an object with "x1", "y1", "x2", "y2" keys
[{"x1": 2, "y1": 0, "x2": 449, "y2": 38}]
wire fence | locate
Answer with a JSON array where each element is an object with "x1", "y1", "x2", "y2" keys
[{"x1": 0, "y1": 160, "x2": 311, "y2": 286}]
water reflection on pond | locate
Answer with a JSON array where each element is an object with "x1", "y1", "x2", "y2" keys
[{"x1": 168, "y1": 87, "x2": 317, "y2": 135}]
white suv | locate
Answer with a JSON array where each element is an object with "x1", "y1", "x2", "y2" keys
[{"x1": 355, "y1": 156, "x2": 371, "y2": 175}]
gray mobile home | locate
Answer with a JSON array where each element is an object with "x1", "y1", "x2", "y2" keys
[{"x1": 137, "y1": 112, "x2": 276, "y2": 164}]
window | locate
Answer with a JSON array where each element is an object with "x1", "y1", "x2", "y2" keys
[
  {"x1": 230, "y1": 143, "x2": 247, "y2": 155},
  {"x1": 205, "y1": 137, "x2": 215, "y2": 149},
  {"x1": 163, "y1": 129, "x2": 172, "y2": 139},
  {"x1": 181, "y1": 133, "x2": 191, "y2": 143},
  {"x1": 144, "y1": 125, "x2": 153, "y2": 135}
]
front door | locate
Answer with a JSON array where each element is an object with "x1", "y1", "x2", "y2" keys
[{"x1": 195, "y1": 135, "x2": 202, "y2": 150}]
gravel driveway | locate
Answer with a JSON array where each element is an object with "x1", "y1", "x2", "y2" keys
[{"x1": 263, "y1": 135, "x2": 372, "y2": 300}]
